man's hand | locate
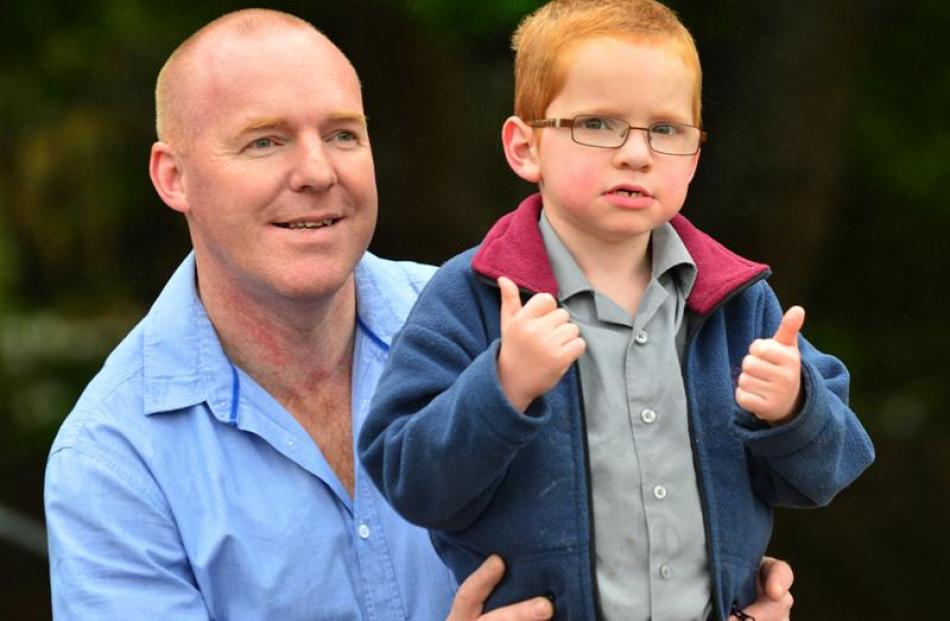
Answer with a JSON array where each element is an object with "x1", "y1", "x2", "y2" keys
[
  {"x1": 497, "y1": 276, "x2": 585, "y2": 412},
  {"x1": 735, "y1": 306, "x2": 806, "y2": 424},
  {"x1": 446, "y1": 555, "x2": 553, "y2": 621},
  {"x1": 728, "y1": 556, "x2": 795, "y2": 621}
]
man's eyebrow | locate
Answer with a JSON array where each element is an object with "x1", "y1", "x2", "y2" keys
[
  {"x1": 328, "y1": 112, "x2": 368, "y2": 126},
  {"x1": 236, "y1": 117, "x2": 291, "y2": 135}
]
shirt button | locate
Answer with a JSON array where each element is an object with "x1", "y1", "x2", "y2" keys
[
  {"x1": 635, "y1": 330, "x2": 649, "y2": 345},
  {"x1": 357, "y1": 523, "x2": 371, "y2": 540},
  {"x1": 653, "y1": 484, "x2": 667, "y2": 500},
  {"x1": 659, "y1": 564, "x2": 673, "y2": 580},
  {"x1": 641, "y1": 408, "x2": 657, "y2": 424}
]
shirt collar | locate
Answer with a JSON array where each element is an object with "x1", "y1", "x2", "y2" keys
[
  {"x1": 538, "y1": 211, "x2": 697, "y2": 303},
  {"x1": 142, "y1": 252, "x2": 233, "y2": 420}
]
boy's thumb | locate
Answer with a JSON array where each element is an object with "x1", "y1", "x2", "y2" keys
[
  {"x1": 498, "y1": 276, "x2": 522, "y2": 323},
  {"x1": 773, "y1": 306, "x2": 805, "y2": 347}
]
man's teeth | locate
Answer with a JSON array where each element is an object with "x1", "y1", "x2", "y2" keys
[
  {"x1": 615, "y1": 190, "x2": 644, "y2": 197},
  {"x1": 282, "y1": 218, "x2": 336, "y2": 229}
]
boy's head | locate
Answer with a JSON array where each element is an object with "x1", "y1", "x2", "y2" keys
[
  {"x1": 502, "y1": 0, "x2": 704, "y2": 251},
  {"x1": 512, "y1": 0, "x2": 702, "y2": 126}
]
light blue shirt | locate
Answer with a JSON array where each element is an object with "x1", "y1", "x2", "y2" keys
[{"x1": 45, "y1": 252, "x2": 454, "y2": 620}]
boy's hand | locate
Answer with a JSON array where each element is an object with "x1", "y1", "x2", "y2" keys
[
  {"x1": 497, "y1": 276, "x2": 586, "y2": 412},
  {"x1": 735, "y1": 306, "x2": 806, "y2": 424}
]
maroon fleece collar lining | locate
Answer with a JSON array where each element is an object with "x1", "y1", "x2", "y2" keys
[{"x1": 470, "y1": 194, "x2": 770, "y2": 315}]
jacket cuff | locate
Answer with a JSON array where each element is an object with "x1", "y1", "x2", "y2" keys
[
  {"x1": 469, "y1": 339, "x2": 552, "y2": 445},
  {"x1": 732, "y1": 360, "x2": 830, "y2": 457}
]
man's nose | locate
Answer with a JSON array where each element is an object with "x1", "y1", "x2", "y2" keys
[
  {"x1": 612, "y1": 127, "x2": 653, "y2": 169},
  {"x1": 289, "y1": 136, "x2": 337, "y2": 192}
]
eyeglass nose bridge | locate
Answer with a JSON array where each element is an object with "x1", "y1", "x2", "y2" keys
[{"x1": 615, "y1": 124, "x2": 653, "y2": 151}]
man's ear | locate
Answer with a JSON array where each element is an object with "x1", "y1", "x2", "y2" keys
[
  {"x1": 149, "y1": 141, "x2": 190, "y2": 214},
  {"x1": 501, "y1": 116, "x2": 541, "y2": 183}
]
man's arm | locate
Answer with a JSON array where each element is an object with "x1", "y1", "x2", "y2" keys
[
  {"x1": 45, "y1": 444, "x2": 209, "y2": 619},
  {"x1": 449, "y1": 555, "x2": 793, "y2": 621}
]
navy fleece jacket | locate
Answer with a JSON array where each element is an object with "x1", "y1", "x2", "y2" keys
[{"x1": 359, "y1": 194, "x2": 874, "y2": 620}]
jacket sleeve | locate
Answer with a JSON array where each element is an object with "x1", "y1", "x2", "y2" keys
[
  {"x1": 45, "y1": 442, "x2": 210, "y2": 620},
  {"x1": 733, "y1": 284, "x2": 875, "y2": 507},
  {"x1": 358, "y1": 264, "x2": 553, "y2": 532}
]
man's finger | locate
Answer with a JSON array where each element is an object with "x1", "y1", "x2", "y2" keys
[
  {"x1": 772, "y1": 306, "x2": 805, "y2": 347},
  {"x1": 448, "y1": 555, "x2": 505, "y2": 619},
  {"x1": 759, "y1": 556, "x2": 794, "y2": 601},
  {"x1": 498, "y1": 277, "x2": 522, "y2": 325}
]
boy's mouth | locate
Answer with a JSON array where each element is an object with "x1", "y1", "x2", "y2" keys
[
  {"x1": 274, "y1": 217, "x2": 339, "y2": 230},
  {"x1": 612, "y1": 189, "x2": 645, "y2": 198}
]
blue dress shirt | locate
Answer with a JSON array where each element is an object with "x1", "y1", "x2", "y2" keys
[{"x1": 45, "y1": 252, "x2": 454, "y2": 620}]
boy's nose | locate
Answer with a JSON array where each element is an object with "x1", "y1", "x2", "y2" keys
[
  {"x1": 612, "y1": 127, "x2": 653, "y2": 169},
  {"x1": 290, "y1": 136, "x2": 337, "y2": 192}
]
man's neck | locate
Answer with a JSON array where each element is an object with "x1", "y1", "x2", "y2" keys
[
  {"x1": 196, "y1": 260, "x2": 360, "y2": 495},
  {"x1": 198, "y1": 272, "x2": 357, "y2": 402}
]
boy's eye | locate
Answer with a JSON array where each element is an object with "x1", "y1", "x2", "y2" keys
[
  {"x1": 577, "y1": 116, "x2": 613, "y2": 131},
  {"x1": 650, "y1": 123, "x2": 681, "y2": 137}
]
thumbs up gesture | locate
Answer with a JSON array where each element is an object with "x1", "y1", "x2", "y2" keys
[
  {"x1": 496, "y1": 276, "x2": 586, "y2": 412},
  {"x1": 735, "y1": 306, "x2": 806, "y2": 424}
]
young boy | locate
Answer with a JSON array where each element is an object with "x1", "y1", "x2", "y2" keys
[{"x1": 359, "y1": 1, "x2": 874, "y2": 619}]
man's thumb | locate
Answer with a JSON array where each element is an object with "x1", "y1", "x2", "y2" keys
[
  {"x1": 773, "y1": 306, "x2": 805, "y2": 346},
  {"x1": 498, "y1": 276, "x2": 522, "y2": 324}
]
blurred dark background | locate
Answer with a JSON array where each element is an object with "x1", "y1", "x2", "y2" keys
[{"x1": 1, "y1": 0, "x2": 947, "y2": 618}]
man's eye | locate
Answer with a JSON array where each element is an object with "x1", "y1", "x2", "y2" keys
[
  {"x1": 329, "y1": 129, "x2": 364, "y2": 148},
  {"x1": 249, "y1": 137, "x2": 276, "y2": 149},
  {"x1": 650, "y1": 123, "x2": 680, "y2": 137}
]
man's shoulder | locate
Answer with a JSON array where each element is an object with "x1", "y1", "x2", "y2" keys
[
  {"x1": 49, "y1": 319, "x2": 150, "y2": 457},
  {"x1": 359, "y1": 252, "x2": 437, "y2": 292}
]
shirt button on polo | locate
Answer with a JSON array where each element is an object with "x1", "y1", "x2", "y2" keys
[
  {"x1": 357, "y1": 523, "x2": 371, "y2": 540},
  {"x1": 659, "y1": 564, "x2": 673, "y2": 580},
  {"x1": 641, "y1": 408, "x2": 657, "y2": 424},
  {"x1": 635, "y1": 330, "x2": 649, "y2": 345},
  {"x1": 653, "y1": 484, "x2": 668, "y2": 500}
]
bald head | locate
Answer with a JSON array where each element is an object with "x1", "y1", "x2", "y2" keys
[{"x1": 155, "y1": 9, "x2": 352, "y2": 148}]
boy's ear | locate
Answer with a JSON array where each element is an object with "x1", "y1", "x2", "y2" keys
[
  {"x1": 687, "y1": 149, "x2": 701, "y2": 183},
  {"x1": 149, "y1": 141, "x2": 190, "y2": 214},
  {"x1": 501, "y1": 116, "x2": 541, "y2": 183}
]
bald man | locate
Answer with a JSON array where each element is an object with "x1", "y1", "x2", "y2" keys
[{"x1": 44, "y1": 9, "x2": 793, "y2": 621}]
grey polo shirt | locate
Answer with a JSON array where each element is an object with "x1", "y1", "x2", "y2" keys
[{"x1": 539, "y1": 213, "x2": 711, "y2": 621}]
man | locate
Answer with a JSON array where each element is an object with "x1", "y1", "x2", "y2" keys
[{"x1": 44, "y1": 9, "x2": 794, "y2": 620}]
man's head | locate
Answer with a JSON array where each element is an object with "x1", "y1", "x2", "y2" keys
[
  {"x1": 512, "y1": 0, "x2": 702, "y2": 126},
  {"x1": 149, "y1": 9, "x2": 377, "y2": 307},
  {"x1": 501, "y1": 0, "x2": 703, "y2": 253}
]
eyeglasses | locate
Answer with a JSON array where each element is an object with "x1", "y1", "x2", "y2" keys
[{"x1": 527, "y1": 115, "x2": 707, "y2": 156}]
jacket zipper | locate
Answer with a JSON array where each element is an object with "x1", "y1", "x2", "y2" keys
[
  {"x1": 573, "y1": 364, "x2": 603, "y2": 620},
  {"x1": 680, "y1": 270, "x2": 770, "y2": 621}
]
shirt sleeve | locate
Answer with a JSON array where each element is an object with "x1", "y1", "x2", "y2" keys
[{"x1": 45, "y1": 442, "x2": 210, "y2": 620}]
